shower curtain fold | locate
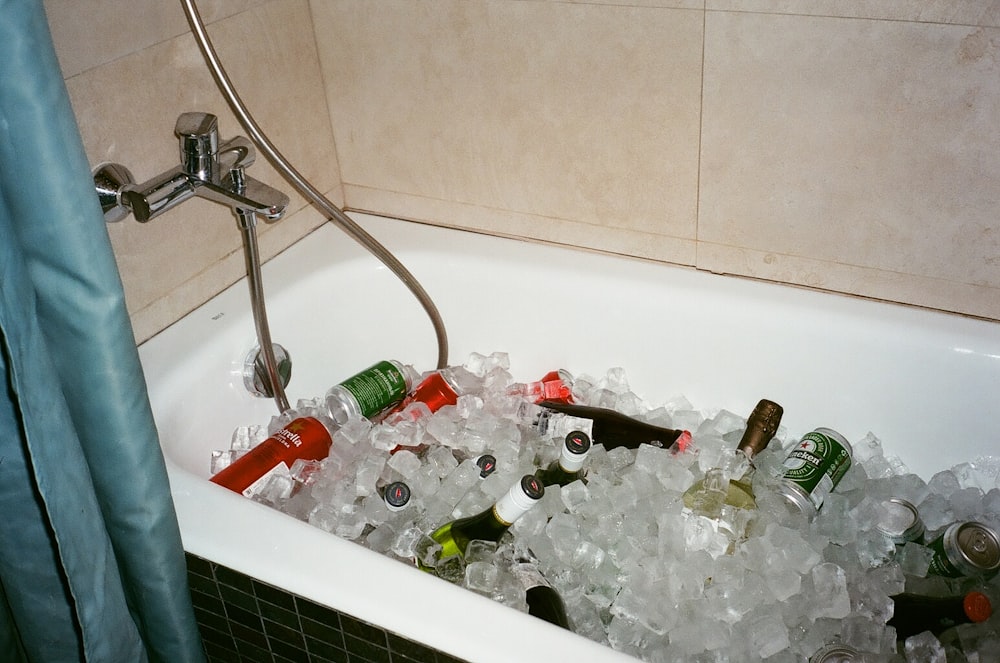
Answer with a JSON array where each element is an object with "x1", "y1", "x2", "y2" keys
[{"x1": 0, "y1": 1, "x2": 205, "y2": 661}]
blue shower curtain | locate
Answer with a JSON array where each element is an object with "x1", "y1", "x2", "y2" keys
[{"x1": 0, "y1": 1, "x2": 205, "y2": 661}]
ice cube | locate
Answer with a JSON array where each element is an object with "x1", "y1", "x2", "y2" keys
[
  {"x1": 365, "y1": 523, "x2": 396, "y2": 553},
  {"x1": 808, "y1": 563, "x2": 851, "y2": 619},
  {"x1": 464, "y1": 561, "x2": 498, "y2": 595},
  {"x1": 904, "y1": 631, "x2": 946, "y2": 663},
  {"x1": 560, "y1": 480, "x2": 591, "y2": 513},
  {"x1": 746, "y1": 612, "x2": 790, "y2": 659},
  {"x1": 896, "y1": 541, "x2": 935, "y2": 577},
  {"x1": 387, "y1": 450, "x2": 422, "y2": 478}
]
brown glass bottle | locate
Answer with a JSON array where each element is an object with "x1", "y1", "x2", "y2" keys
[{"x1": 887, "y1": 590, "x2": 993, "y2": 640}]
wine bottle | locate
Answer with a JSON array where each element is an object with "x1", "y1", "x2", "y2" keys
[
  {"x1": 419, "y1": 474, "x2": 545, "y2": 571},
  {"x1": 887, "y1": 590, "x2": 993, "y2": 640},
  {"x1": 535, "y1": 431, "x2": 592, "y2": 487},
  {"x1": 325, "y1": 360, "x2": 420, "y2": 425},
  {"x1": 210, "y1": 416, "x2": 337, "y2": 496},
  {"x1": 511, "y1": 555, "x2": 571, "y2": 629},
  {"x1": 533, "y1": 400, "x2": 691, "y2": 451},
  {"x1": 682, "y1": 398, "x2": 784, "y2": 516}
]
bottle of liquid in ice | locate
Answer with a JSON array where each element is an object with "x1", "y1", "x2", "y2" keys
[
  {"x1": 385, "y1": 365, "x2": 484, "y2": 421},
  {"x1": 506, "y1": 369, "x2": 575, "y2": 404},
  {"x1": 210, "y1": 415, "x2": 338, "y2": 496},
  {"x1": 683, "y1": 399, "x2": 784, "y2": 517},
  {"x1": 325, "y1": 360, "x2": 420, "y2": 425},
  {"x1": 887, "y1": 589, "x2": 993, "y2": 640},
  {"x1": 530, "y1": 400, "x2": 691, "y2": 452},
  {"x1": 535, "y1": 431, "x2": 592, "y2": 487},
  {"x1": 418, "y1": 474, "x2": 545, "y2": 571},
  {"x1": 511, "y1": 551, "x2": 572, "y2": 630}
]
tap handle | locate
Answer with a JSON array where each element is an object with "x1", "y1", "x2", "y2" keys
[{"x1": 175, "y1": 112, "x2": 219, "y2": 180}]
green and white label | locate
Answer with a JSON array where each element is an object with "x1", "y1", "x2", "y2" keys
[
  {"x1": 340, "y1": 361, "x2": 408, "y2": 418},
  {"x1": 780, "y1": 429, "x2": 852, "y2": 507}
]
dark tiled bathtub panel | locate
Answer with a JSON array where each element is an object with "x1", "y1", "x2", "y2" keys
[{"x1": 186, "y1": 553, "x2": 470, "y2": 663}]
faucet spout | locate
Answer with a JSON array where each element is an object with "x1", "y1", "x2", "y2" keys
[{"x1": 195, "y1": 176, "x2": 288, "y2": 221}]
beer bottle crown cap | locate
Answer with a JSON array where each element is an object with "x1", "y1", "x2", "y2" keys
[{"x1": 964, "y1": 591, "x2": 993, "y2": 623}]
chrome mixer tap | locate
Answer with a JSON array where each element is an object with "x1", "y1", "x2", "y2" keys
[{"x1": 93, "y1": 112, "x2": 289, "y2": 224}]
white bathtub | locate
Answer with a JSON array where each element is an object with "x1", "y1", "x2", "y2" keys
[{"x1": 139, "y1": 212, "x2": 999, "y2": 662}]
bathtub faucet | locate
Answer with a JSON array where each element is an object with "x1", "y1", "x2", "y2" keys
[{"x1": 92, "y1": 112, "x2": 289, "y2": 224}]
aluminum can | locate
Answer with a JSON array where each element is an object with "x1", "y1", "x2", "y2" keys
[
  {"x1": 927, "y1": 521, "x2": 1000, "y2": 578},
  {"x1": 875, "y1": 497, "x2": 925, "y2": 545},
  {"x1": 810, "y1": 643, "x2": 862, "y2": 663},
  {"x1": 775, "y1": 427, "x2": 853, "y2": 518}
]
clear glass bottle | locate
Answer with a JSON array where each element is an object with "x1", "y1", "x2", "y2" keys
[
  {"x1": 506, "y1": 369, "x2": 575, "y2": 404},
  {"x1": 535, "y1": 431, "x2": 592, "y2": 487},
  {"x1": 682, "y1": 399, "x2": 783, "y2": 539},
  {"x1": 325, "y1": 360, "x2": 420, "y2": 425},
  {"x1": 210, "y1": 415, "x2": 338, "y2": 496},
  {"x1": 418, "y1": 474, "x2": 545, "y2": 571}
]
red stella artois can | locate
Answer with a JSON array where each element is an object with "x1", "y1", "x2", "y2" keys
[
  {"x1": 926, "y1": 521, "x2": 1000, "y2": 578},
  {"x1": 775, "y1": 427, "x2": 853, "y2": 519}
]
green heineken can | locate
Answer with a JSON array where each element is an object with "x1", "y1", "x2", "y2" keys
[
  {"x1": 775, "y1": 427, "x2": 853, "y2": 519},
  {"x1": 926, "y1": 521, "x2": 1000, "y2": 578}
]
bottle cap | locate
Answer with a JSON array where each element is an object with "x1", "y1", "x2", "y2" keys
[
  {"x1": 737, "y1": 399, "x2": 784, "y2": 458},
  {"x1": 558, "y1": 431, "x2": 591, "y2": 472},
  {"x1": 382, "y1": 481, "x2": 411, "y2": 510},
  {"x1": 518, "y1": 474, "x2": 545, "y2": 501},
  {"x1": 964, "y1": 591, "x2": 993, "y2": 623},
  {"x1": 476, "y1": 454, "x2": 497, "y2": 478}
]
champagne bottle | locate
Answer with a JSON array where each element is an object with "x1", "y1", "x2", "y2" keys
[
  {"x1": 682, "y1": 399, "x2": 784, "y2": 516},
  {"x1": 210, "y1": 416, "x2": 337, "y2": 496},
  {"x1": 511, "y1": 554, "x2": 571, "y2": 629},
  {"x1": 533, "y1": 400, "x2": 691, "y2": 451},
  {"x1": 419, "y1": 474, "x2": 545, "y2": 571},
  {"x1": 535, "y1": 431, "x2": 592, "y2": 487},
  {"x1": 887, "y1": 590, "x2": 993, "y2": 640},
  {"x1": 325, "y1": 360, "x2": 420, "y2": 425}
]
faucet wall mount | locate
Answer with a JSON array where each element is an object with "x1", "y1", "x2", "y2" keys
[{"x1": 92, "y1": 112, "x2": 289, "y2": 224}]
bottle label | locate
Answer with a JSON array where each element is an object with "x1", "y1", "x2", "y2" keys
[
  {"x1": 779, "y1": 429, "x2": 852, "y2": 507},
  {"x1": 340, "y1": 361, "x2": 409, "y2": 418},
  {"x1": 242, "y1": 461, "x2": 287, "y2": 498}
]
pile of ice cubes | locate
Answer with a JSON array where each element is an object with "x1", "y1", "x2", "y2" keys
[{"x1": 217, "y1": 352, "x2": 1000, "y2": 662}]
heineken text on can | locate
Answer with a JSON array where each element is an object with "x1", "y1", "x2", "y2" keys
[
  {"x1": 778, "y1": 427, "x2": 853, "y2": 512},
  {"x1": 927, "y1": 521, "x2": 1000, "y2": 578}
]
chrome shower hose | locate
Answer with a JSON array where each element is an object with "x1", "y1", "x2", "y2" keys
[{"x1": 179, "y1": 0, "x2": 450, "y2": 376}]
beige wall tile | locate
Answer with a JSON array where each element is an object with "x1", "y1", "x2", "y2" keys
[
  {"x1": 699, "y1": 11, "x2": 1000, "y2": 318},
  {"x1": 45, "y1": 0, "x2": 1000, "y2": 332},
  {"x1": 311, "y1": 0, "x2": 702, "y2": 260},
  {"x1": 43, "y1": 0, "x2": 272, "y2": 78},
  {"x1": 63, "y1": 0, "x2": 340, "y2": 341},
  {"x1": 707, "y1": 0, "x2": 1000, "y2": 27}
]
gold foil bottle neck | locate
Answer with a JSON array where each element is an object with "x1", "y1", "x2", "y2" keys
[{"x1": 737, "y1": 399, "x2": 784, "y2": 459}]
